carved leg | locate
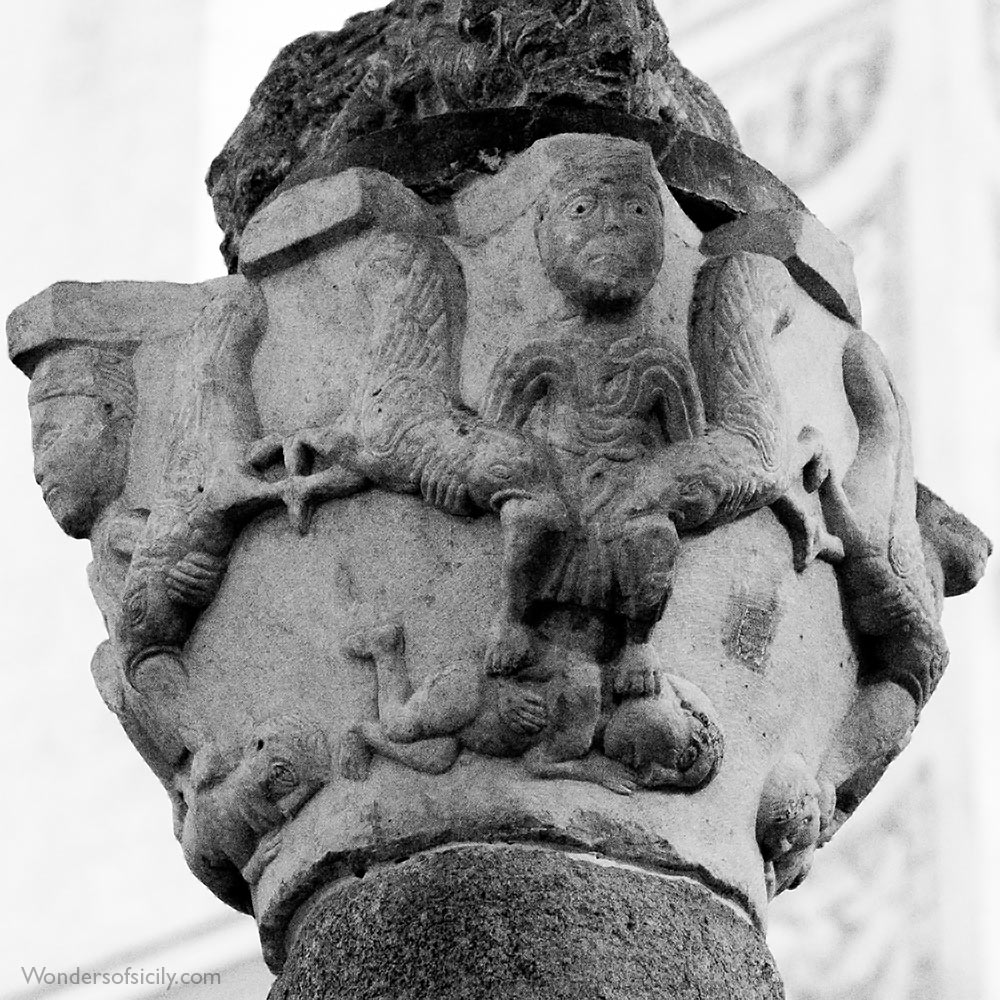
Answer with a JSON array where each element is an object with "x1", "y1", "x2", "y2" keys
[
  {"x1": 772, "y1": 494, "x2": 845, "y2": 572},
  {"x1": 612, "y1": 513, "x2": 680, "y2": 626},
  {"x1": 351, "y1": 721, "x2": 460, "y2": 776},
  {"x1": 522, "y1": 747, "x2": 636, "y2": 796},
  {"x1": 771, "y1": 427, "x2": 844, "y2": 572},
  {"x1": 485, "y1": 495, "x2": 569, "y2": 677}
]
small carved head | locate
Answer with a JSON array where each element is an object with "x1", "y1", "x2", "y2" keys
[
  {"x1": 535, "y1": 137, "x2": 665, "y2": 313},
  {"x1": 28, "y1": 346, "x2": 135, "y2": 538},
  {"x1": 604, "y1": 694, "x2": 723, "y2": 791},
  {"x1": 242, "y1": 714, "x2": 331, "y2": 805},
  {"x1": 756, "y1": 757, "x2": 828, "y2": 862}
]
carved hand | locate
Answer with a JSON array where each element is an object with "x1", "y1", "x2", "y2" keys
[{"x1": 498, "y1": 685, "x2": 548, "y2": 735}]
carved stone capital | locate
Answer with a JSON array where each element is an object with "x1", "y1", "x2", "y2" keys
[{"x1": 8, "y1": 3, "x2": 990, "y2": 996}]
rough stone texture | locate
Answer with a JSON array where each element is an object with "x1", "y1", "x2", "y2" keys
[
  {"x1": 269, "y1": 844, "x2": 784, "y2": 1000},
  {"x1": 7, "y1": 3, "x2": 993, "y2": 996},
  {"x1": 208, "y1": 0, "x2": 741, "y2": 271}
]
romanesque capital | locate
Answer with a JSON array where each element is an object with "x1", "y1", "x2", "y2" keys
[{"x1": 9, "y1": 2, "x2": 990, "y2": 997}]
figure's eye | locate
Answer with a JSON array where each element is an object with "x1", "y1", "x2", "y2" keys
[
  {"x1": 567, "y1": 196, "x2": 596, "y2": 218},
  {"x1": 677, "y1": 746, "x2": 699, "y2": 771},
  {"x1": 488, "y1": 462, "x2": 513, "y2": 480},
  {"x1": 625, "y1": 199, "x2": 651, "y2": 217},
  {"x1": 270, "y1": 761, "x2": 295, "y2": 785}
]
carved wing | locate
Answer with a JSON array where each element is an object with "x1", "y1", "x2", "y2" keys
[
  {"x1": 359, "y1": 236, "x2": 458, "y2": 460},
  {"x1": 689, "y1": 251, "x2": 794, "y2": 473}
]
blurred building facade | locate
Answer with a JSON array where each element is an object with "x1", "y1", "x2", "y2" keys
[{"x1": 2, "y1": 2, "x2": 997, "y2": 998}]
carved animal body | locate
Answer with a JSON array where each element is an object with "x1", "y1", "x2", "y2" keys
[{"x1": 118, "y1": 281, "x2": 293, "y2": 674}]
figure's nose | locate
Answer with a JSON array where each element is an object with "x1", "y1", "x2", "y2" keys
[{"x1": 602, "y1": 202, "x2": 627, "y2": 231}]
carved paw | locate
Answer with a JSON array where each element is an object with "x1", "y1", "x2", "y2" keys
[
  {"x1": 484, "y1": 619, "x2": 536, "y2": 677},
  {"x1": 166, "y1": 552, "x2": 228, "y2": 608},
  {"x1": 796, "y1": 426, "x2": 831, "y2": 493},
  {"x1": 242, "y1": 828, "x2": 282, "y2": 886},
  {"x1": 599, "y1": 768, "x2": 638, "y2": 797},
  {"x1": 498, "y1": 686, "x2": 548, "y2": 735},
  {"x1": 247, "y1": 429, "x2": 365, "y2": 534},
  {"x1": 772, "y1": 494, "x2": 845, "y2": 572},
  {"x1": 466, "y1": 434, "x2": 559, "y2": 513}
]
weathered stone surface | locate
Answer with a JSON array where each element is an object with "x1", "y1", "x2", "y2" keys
[
  {"x1": 8, "y1": 3, "x2": 992, "y2": 996},
  {"x1": 208, "y1": 0, "x2": 741, "y2": 271},
  {"x1": 269, "y1": 844, "x2": 784, "y2": 1000},
  {"x1": 277, "y1": 105, "x2": 805, "y2": 229},
  {"x1": 240, "y1": 168, "x2": 442, "y2": 279},
  {"x1": 701, "y1": 209, "x2": 862, "y2": 327}
]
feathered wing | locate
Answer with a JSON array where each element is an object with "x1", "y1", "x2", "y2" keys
[
  {"x1": 355, "y1": 234, "x2": 544, "y2": 515},
  {"x1": 689, "y1": 251, "x2": 791, "y2": 473},
  {"x1": 667, "y1": 251, "x2": 796, "y2": 529}
]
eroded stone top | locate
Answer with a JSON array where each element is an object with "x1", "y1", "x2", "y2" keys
[{"x1": 207, "y1": 0, "x2": 741, "y2": 271}]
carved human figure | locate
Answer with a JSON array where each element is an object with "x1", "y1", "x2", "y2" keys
[
  {"x1": 339, "y1": 617, "x2": 722, "y2": 795},
  {"x1": 181, "y1": 714, "x2": 330, "y2": 911},
  {"x1": 481, "y1": 137, "x2": 836, "y2": 691},
  {"x1": 28, "y1": 344, "x2": 135, "y2": 538}
]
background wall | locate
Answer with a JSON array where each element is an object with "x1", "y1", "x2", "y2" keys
[{"x1": 1, "y1": 2, "x2": 997, "y2": 998}]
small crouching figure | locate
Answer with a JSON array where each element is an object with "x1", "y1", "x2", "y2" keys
[
  {"x1": 180, "y1": 713, "x2": 330, "y2": 912},
  {"x1": 756, "y1": 755, "x2": 835, "y2": 899}
]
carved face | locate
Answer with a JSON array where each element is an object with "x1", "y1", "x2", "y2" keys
[
  {"x1": 30, "y1": 393, "x2": 128, "y2": 538},
  {"x1": 536, "y1": 168, "x2": 664, "y2": 312},
  {"x1": 604, "y1": 697, "x2": 719, "y2": 791}
]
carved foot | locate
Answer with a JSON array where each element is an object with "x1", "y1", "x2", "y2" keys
[
  {"x1": 353, "y1": 720, "x2": 460, "y2": 776},
  {"x1": 795, "y1": 426, "x2": 831, "y2": 494},
  {"x1": 484, "y1": 618, "x2": 536, "y2": 677},
  {"x1": 522, "y1": 746, "x2": 637, "y2": 796},
  {"x1": 611, "y1": 644, "x2": 662, "y2": 699},
  {"x1": 248, "y1": 429, "x2": 366, "y2": 534},
  {"x1": 341, "y1": 618, "x2": 404, "y2": 661}
]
